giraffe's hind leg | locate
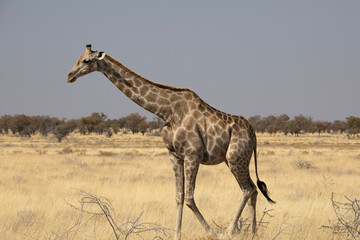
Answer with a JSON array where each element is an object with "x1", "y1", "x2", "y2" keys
[
  {"x1": 248, "y1": 187, "x2": 258, "y2": 233},
  {"x1": 226, "y1": 144, "x2": 257, "y2": 237},
  {"x1": 227, "y1": 172, "x2": 257, "y2": 236}
]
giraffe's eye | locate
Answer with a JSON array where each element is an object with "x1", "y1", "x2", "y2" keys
[{"x1": 83, "y1": 59, "x2": 91, "y2": 64}]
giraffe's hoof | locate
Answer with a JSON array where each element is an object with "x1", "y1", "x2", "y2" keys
[
  {"x1": 207, "y1": 229, "x2": 217, "y2": 239},
  {"x1": 174, "y1": 233, "x2": 181, "y2": 240},
  {"x1": 226, "y1": 224, "x2": 241, "y2": 238}
]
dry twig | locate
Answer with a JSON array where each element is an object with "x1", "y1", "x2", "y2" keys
[
  {"x1": 211, "y1": 208, "x2": 274, "y2": 239},
  {"x1": 67, "y1": 189, "x2": 171, "y2": 240},
  {"x1": 322, "y1": 193, "x2": 360, "y2": 240}
]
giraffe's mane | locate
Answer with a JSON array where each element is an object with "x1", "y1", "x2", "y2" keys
[{"x1": 105, "y1": 55, "x2": 189, "y2": 92}]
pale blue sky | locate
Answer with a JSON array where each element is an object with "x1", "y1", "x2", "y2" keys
[{"x1": 0, "y1": 1, "x2": 359, "y2": 121}]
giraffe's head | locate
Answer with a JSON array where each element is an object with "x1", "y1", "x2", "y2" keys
[{"x1": 67, "y1": 44, "x2": 106, "y2": 83}]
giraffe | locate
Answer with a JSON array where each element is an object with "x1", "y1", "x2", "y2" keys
[{"x1": 67, "y1": 45, "x2": 275, "y2": 239}]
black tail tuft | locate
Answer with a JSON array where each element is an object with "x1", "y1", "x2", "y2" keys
[
  {"x1": 257, "y1": 180, "x2": 276, "y2": 204},
  {"x1": 253, "y1": 132, "x2": 276, "y2": 204}
]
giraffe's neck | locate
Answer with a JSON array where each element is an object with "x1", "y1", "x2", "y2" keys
[{"x1": 99, "y1": 55, "x2": 185, "y2": 122}]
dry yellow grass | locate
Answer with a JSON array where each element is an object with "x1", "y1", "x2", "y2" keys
[{"x1": 0, "y1": 132, "x2": 359, "y2": 239}]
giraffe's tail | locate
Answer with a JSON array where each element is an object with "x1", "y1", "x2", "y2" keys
[{"x1": 253, "y1": 139, "x2": 276, "y2": 204}]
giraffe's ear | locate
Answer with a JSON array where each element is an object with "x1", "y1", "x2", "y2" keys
[{"x1": 97, "y1": 51, "x2": 106, "y2": 60}]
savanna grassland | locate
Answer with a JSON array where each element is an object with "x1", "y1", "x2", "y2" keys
[{"x1": 0, "y1": 132, "x2": 359, "y2": 240}]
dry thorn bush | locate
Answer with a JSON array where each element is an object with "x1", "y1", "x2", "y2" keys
[
  {"x1": 323, "y1": 193, "x2": 360, "y2": 239},
  {"x1": 291, "y1": 155, "x2": 316, "y2": 169},
  {"x1": 270, "y1": 216, "x2": 312, "y2": 240},
  {"x1": 315, "y1": 175, "x2": 335, "y2": 190},
  {"x1": 200, "y1": 209, "x2": 274, "y2": 240},
  {"x1": 65, "y1": 190, "x2": 171, "y2": 240}
]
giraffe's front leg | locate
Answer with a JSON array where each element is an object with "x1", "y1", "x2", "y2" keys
[
  {"x1": 184, "y1": 156, "x2": 213, "y2": 236},
  {"x1": 169, "y1": 153, "x2": 185, "y2": 240}
]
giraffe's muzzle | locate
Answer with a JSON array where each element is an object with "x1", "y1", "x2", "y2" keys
[{"x1": 67, "y1": 72, "x2": 77, "y2": 83}]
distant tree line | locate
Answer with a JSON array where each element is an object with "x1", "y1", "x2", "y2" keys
[
  {"x1": 0, "y1": 113, "x2": 359, "y2": 141},
  {"x1": 0, "y1": 112, "x2": 164, "y2": 142},
  {"x1": 248, "y1": 114, "x2": 360, "y2": 136}
]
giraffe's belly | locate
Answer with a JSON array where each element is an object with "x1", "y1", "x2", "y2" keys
[
  {"x1": 200, "y1": 150, "x2": 227, "y2": 165},
  {"x1": 199, "y1": 130, "x2": 231, "y2": 165}
]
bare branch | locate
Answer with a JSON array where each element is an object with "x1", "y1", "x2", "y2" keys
[
  {"x1": 322, "y1": 193, "x2": 360, "y2": 239},
  {"x1": 66, "y1": 189, "x2": 172, "y2": 240}
]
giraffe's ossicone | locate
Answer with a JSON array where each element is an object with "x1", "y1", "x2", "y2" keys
[{"x1": 67, "y1": 45, "x2": 275, "y2": 240}]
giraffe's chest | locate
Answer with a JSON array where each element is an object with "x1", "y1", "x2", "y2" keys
[
  {"x1": 161, "y1": 125, "x2": 187, "y2": 157},
  {"x1": 161, "y1": 125, "x2": 175, "y2": 150}
]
